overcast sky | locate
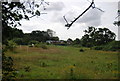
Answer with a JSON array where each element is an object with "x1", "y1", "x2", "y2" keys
[{"x1": 17, "y1": 0, "x2": 119, "y2": 40}]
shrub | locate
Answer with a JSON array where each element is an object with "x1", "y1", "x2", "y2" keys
[
  {"x1": 103, "y1": 41, "x2": 120, "y2": 51},
  {"x1": 6, "y1": 40, "x2": 17, "y2": 51},
  {"x1": 40, "y1": 44, "x2": 48, "y2": 49},
  {"x1": 79, "y1": 49, "x2": 84, "y2": 52},
  {"x1": 24, "y1": 66, "x2": 31, "y2": 72},
  {"x1": 40, "y1": 61, "x2": 47, "y2": 67},
  {"x1": 93, "y1": 41, "x2": 120, "y2": 51},
  {"x1": 35, "y1": 43, "x2": 48, "y2": 49},
  {"x1": 2, "y1": 52, "x2": 17, "y2": 80},
  {"x1": 46, "y1": 42, "x2": 50, "y2": 45},
  {"x1": 13, "y1": 38, "x2": 24, "y2": 45},
  {"x1": 34, "y1": 43, "x2": 39, "y2": 47},
  {"x1": 28, "y1": 45, "x2": 34, "y2": 47},
  {"x1": 93, "y1": 46, "x2": 103, "y2": 50}
]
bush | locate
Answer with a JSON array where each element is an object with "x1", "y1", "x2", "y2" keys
[
  {"x1": 6, "y1": 40, "x2": 17, "y2": 51},
  {"x1": 103, "y1": 41, "x2": 120, "y2": 51},
  {"x1": 93, "y1": 41, "x2": 120, "y2": 51},
  {"x1": 40, "y1": 61, "x2": 47, "y2": 67},
  {"x1": 40, "y1": 44, "x2": 48, "y2": 49},
  {"x1": 2, "y1": 52, "x2": 17, "y2": 80},
  {"x1": 35, "y1": 43, "x2": 48, "y2": 49},
  {"x1": 79, "y1": 49, "x2": 84, "y2": 52},
  {"x1": 24, "y1": 66, "x2": 31, "y2": 72},
  {"x1": 93, "y1": 46, "x2": 103, "y2": 50},
  {"x1": 13, "y1": 38, "x2": 24, "y2": 45}
]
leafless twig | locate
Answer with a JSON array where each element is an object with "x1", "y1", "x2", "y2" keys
[{"x1": 63, "y1": 0, "x2": 104, "y2": 29}]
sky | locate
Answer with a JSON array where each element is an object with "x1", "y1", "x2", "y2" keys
[{"x1": 17, "y1": 0, "x2": 119, "y2": 40}]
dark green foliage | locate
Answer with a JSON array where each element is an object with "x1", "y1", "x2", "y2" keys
[
  {"x1": 2, "y1": 1, "x2": 49, "y2": 44},
  {"x1": 81, "y1": 34, "x2": 94, "y2": 47},
  {"x1": 2, "y1": 52, "x2": 17, "y2": 80},
  {"x1": 93, "y1": 41, "x2": 120, "y2": 51},
  {"x1": 22, "y1": 33, "x2": 31, "y2": 45},
  {"x1": 81, "y1": 27, "x2": 116, "y2": 47},
  {"x1": 35, "y1": 43, "x2": 48, "y2": 49},
  {"x1": 70, "y1": 68, "x2": 74, "y2": 79},
  {"x1": 2, "y1": 27, "x2": 24, "y2": 44},
  {"x1": 6, "y1": 40, "x2": 17, "y2": 51},
  {"x1": 40, "y1": 61, "x2": 47, "y2": 67},
  {"x1": 50, "y1": 37, "x2": 59, "y2": 41},
  {"x1": 2, "y1": 1, "x2": 49, "y2": 80},
  {"x1": 73, "y1": 38, "x2": 81, "y2": 45},
  {"x1": 103, "y1": 41, "x2": 120, "y2": 51},
  {"x1": 2, "y1": 2, "x2": 44, "y2": 28},
  {"x1": 40, "y1": 44, "x2": 48, "y2": 49},
  {"x1": 12, "y1": 38, "x2": 24, "y2": 45},
  {"x1": 7, "y1": 29, "x2": 59, "y2": 45},
  {"x1": 93, "y1": 46, "x2": 103, "y2": 50},
  {"x1": 2, "y1": 2, "x2": 25, "y2": 43},
  {"x1": 29, "y1": 30, "x2": 50, "y2": 42},
  {"x1": 24, "y1": 66, "x2": 31, "y2": 72},
  {"x1": 79, "y1": 49, "x2": 84, "y2": 52}
]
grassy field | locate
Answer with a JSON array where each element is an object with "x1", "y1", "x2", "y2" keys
[{"x1": 6, "y1": 45, "x2": 118, "y2": 79}]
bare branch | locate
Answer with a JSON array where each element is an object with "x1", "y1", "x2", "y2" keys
[
  {"x1": 63, "y1": 16, "x2": 68, "y2": 24},
  {"x1": 94, "y1": 7, "x2": 104, "y2": 12},
  {"x1": 115, "y1": 10, "x2": 120, "y2": 19},
  {"x1": 115, "y1": 14, "x2": 120, "y2": 19},
  {"x1": 64, "y1": 0, "x2": 104, "y2": 29},
  {"x1": 64, "y1": 0, "x2": 94, "y2": 29}
]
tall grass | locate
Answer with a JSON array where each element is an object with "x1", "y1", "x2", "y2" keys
[{"x1": 5, "y1": 45, "x2": 118, "y2": 79}]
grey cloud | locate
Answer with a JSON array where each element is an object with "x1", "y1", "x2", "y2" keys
[
  {"x1": 78, "y1": 8, "x2": 103, "y2": 26},
  {"x1": 64, "y1": 8, "x2": 103, "y2": 26},
  {"x1": 51, "y1": 10, "x2": 77, "y2": 24},
  {"x1": 46, "y1": 2, "x2": 65, "y2": 11},
  {"x1": 51, "y1": 12, "x2": 65, "y2": 23}
]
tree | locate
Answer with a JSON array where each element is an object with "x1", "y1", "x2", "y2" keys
[
  {"x1": 2, "y1": 0, "x2": 48, "y2": 43},
  {"x1": 12, "y1": 38, "x2": 25, "y2": 45},
  {"x1": 73, "y1": 38, "x2": 81, "y2": 45},
  {"x1": 47, "y1": 29, "x2": 56, "y2": 37},
  {"x1": 67, "y1": 38, "x2": 73, "y2": 45},
  {"x1": 2, "y1": 0, "x2": 49, "y2": 79},
  {"x1": 50, "y1": 37, "x2": 59, "y2": 41},
  {"x1": 81, "y1": 34, "x2": 93, "y2": 47},
  {"x1": 30, "y1": 30, "x2": 50, "y2": 42},
  {"x1": 6, "y1": 40, "x2": 17, "y2": 51},
  {"x1": 81, "y1": 26, "x2": 116, "y2": 47}
]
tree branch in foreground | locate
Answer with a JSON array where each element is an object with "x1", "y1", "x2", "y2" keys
[{"x1": 63, "y1": 0, "x2": 104, "y2": 30}]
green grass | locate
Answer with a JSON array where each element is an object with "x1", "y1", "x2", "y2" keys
[{"x1": 6, "y1": 45, "x2": 118, "y2": 79}]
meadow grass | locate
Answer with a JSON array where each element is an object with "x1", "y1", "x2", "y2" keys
[{"x1": 5, "y1": 45, "x2": 118, "y2": 79}]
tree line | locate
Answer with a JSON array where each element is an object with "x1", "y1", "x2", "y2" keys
[
  {"x1": 3, "y1": 27, "x2": 59, "y2": 45},
  {"x1": 65, "y1": 26, "x2": 116, "y2": 47}
]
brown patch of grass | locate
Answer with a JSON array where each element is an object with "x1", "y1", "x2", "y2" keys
[{"x1": 16, "y1": 46, "x2": 62, "y2": 54}]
